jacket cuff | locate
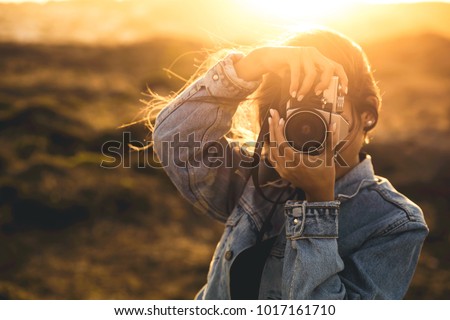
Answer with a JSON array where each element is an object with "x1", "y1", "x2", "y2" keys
[
  {"x1": 204, "y1": 52, "x2": 262, "y2": 99},
  {"x1": 284, "y1": 200, "x2": 340, "y2": 239}
]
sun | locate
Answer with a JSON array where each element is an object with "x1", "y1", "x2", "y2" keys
[{"x1": 239, "y1": 0, "x2": 356, "y2": 21}]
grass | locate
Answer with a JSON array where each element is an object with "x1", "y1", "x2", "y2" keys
[{"x1": 0, "y1": 34, "x2": 449, "y2": 299}]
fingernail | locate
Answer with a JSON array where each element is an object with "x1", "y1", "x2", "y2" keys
[
  {"x1": 315, "y1": 90, "x2": 322, "y2": 96},
  {"x1": 269, "y1": 108, "x2": 274, "y2": 117},
  {"x1": 268, "y1": 117, "x2": 272, "y2": 125},
  {"x1": 291, "y1": 91, "x2": 297, "y2": 98},
  {"x1": 297, "y1": 95, "x2": 304, "y2": 102},
  {"x1": 345, "y1": 87, "x2": 348, "y2": 95},
  {"x1": 279, "y1": 118, "x2": 285, "y2": 126}
]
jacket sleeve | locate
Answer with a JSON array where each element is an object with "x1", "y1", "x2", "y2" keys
[
  {"x1": 153, "y1": 53, "x2": 261, "y2": 222},
  {"x1": 282, "y1": 200, "x2": 428, "y2": 299}
]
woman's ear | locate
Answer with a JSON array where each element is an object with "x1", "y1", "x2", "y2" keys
[
  {"x1": 360, "y1": 95, "x2": 379, "y2": 131},
  {"x1": 360, "y1": 111, "x2": 376, "y2": 131}
]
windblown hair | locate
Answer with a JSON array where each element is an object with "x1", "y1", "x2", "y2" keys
[{"x1": 144, "y1": 27, "x2": 381, "y2": 147}]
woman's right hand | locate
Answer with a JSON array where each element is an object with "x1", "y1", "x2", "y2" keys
[{"x1": 234, "y1": 46, "x2": 348, "y2": 100}]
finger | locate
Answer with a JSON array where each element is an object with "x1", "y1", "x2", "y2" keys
[
  {"x1": 272, "y1": 111, "x2": 298, "y2": 165},
  {"x1": 268, "y1": 114, "x2": 281, "y2": 167},
  {"x1": 272, "y1": 110, "x2": 284, "y2": 145},
  {"x1": 288, "y1": 54, "x2": 301, "y2": 99},
  {"x1": 268, "y1": 112, "x2": 289, "y2": 172},
  {"x1": 269, "y1": 108, "x2": 279, "y2": 124},
  {"x1": 333, "y1": 62, "x2": 349, "y2": 94},
  {"x1": 270, "y1": 108, "x2": 282, "y2": 153},
  {"x1": 314, "y1": 61, "x2": 334, "y2": 95},
  {"x1": 270, "y1": 109, "x2": 284, "y2": 144},
  {"x1": 296, "y1": 62, "x2": 317, "y2": 101},
  {"x1": 268, "y1": 114, "x2": 289, "y2": 171},
  {"x1": 270, "y1": 109, "x2": 289, "y2": 160}
]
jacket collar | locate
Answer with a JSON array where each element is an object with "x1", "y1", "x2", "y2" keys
[{"x1": 335, "y1": 153, "x2": 379, "y2": 201}]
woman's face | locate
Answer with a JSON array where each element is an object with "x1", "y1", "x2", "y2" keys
[
  {"x1": 337, "y1": 100, "x2": 361, "y2": 153},
  {"x1": 335, "y1": 99, "x2": 375, "y2": 174}
]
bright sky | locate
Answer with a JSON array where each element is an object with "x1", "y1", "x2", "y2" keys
[
  {"x1": 234, "y1": 0, "x2": 450, "y2": 24},
  {"x1": 1, "y1": 0, "x2": 447, "y2": 44},
  {"x1": 0, "y1": 0, "x2": 449, "y2": 2}
]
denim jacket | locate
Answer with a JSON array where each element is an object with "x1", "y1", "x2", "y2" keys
[{"x1": 153, "y1": 53, "x2": 429, "y2": 299}]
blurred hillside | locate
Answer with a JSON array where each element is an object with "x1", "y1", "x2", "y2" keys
[
  {"x1": 0, "y1": 38, "x2": 223, "y2": 299},
  {"x1": 0, "y1": 32, "x2": 449, "y2": 298}
]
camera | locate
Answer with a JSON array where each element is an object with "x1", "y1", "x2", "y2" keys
[{"x1": 283, "y1": 76, "x2": 349, "y2": 155}]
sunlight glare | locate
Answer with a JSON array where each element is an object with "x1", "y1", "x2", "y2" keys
[{"x1": 241, "y1": 0, "x2": 355, "y2": 21}]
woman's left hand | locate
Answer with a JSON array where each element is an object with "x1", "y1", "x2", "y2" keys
[{"x1": 267, "y1": 109, "x2": 336, "y2": 202}]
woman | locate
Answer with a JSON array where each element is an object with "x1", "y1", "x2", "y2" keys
[{"x1": 149, "y1": 28, "x2": 428, "y2": 299}]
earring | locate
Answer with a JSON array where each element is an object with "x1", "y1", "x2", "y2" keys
[{"x1": 366, "y1": 120, "x2": 374, "y2": 127}]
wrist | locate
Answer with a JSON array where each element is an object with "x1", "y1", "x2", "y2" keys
[
  {"x1": 234, "y1": 48, "x2": 267, "y2": 81},
  {"x1": 305, "y1": 186, "x2": 335, "y2": 202}
]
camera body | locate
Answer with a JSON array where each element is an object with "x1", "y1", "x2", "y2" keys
[{"x1": 283, "y1": 76, "x2": 349, "y2": 155}]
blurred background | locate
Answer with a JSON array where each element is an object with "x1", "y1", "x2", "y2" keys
[{"x1": 0, "y1": 0, "x2": 449, "y2": 299}]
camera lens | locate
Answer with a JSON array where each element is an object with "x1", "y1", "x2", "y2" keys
[{"x1": 284, "y1": 110, "x2": 327, "y2": 155}]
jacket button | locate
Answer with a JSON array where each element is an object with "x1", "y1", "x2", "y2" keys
[
  {"x1": 293, "y1": 218, "x2": 299, "y2": 225},
  {"x1": 225, "y1": 250, "x2": 233, "y2": 261},
  {"x1": 212, "y1": 74, "x2": 219, "y2": 81}
]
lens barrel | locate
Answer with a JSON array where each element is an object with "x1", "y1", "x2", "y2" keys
[{"x1": 284, "y1": 109, "x2": 327, "y2": 155}]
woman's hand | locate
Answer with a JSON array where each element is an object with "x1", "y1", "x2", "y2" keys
[
  {"x1": 267, "y1": 108, "x2": 336, "y2": 202},
  {"x1": 234, "y1": 46, "x2": 348, "y2": 99},
  {"x1": 234, "y1": 46, "x2": 348, "y2": 201}
]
